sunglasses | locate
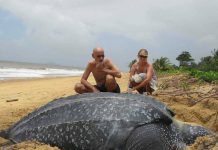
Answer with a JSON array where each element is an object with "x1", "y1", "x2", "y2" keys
[
  {"x1": 97, "y1": 55, "x2": 105, "y2": 58},
  {"x1": 138, "y1": 55, "x2": 147, "y2": 58}
]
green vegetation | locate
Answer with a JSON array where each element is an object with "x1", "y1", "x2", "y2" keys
[
  {"x1": 128, "y1": 49, "x2": 218, "y2": 83},
  {"x1": 153, "y1": 57, "x2": 173, "y2": 71},
  {"x1": 155, "y1": 49, "x2": 218, "y2": 82},
  {"x1": 198, "y1": 49, "x2": 218, "y2": 72},
  {"x1": 179, "y1": 81, "x2": 190, "y2": 91},
  {"x1": 188, "y1": 69, "x2": 218, "y2": 83},
  {"x1": 156, "y1": 67, "x2": 218, "y2": 83},
  {"x1": 176, "y1": 51, "x2": 194, "y2": 67},
  {"x1": 161, "y1": 49, "x2": 218, "y2": 82},
  {"x1": 128, "y1": 59, "x2": 137, "y2": 70}
]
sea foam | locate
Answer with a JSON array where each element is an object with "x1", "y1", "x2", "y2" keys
[{"x1": 0, "y1": 67, "x2": 84, "y2": 80}]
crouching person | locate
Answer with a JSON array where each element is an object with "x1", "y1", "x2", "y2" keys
[
  {"x1": 74, "y1": 47, "x2": 121, "y2": 94},
  {"x1": 128, "y1": 49, "x2": 157, "y2": 95}
]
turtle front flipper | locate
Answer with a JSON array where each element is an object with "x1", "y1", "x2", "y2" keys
[
  {"x1": 124, "y1": 123, "x2": 185, "y2": 150},
  {"x1": 0, "y1": 130, "x2": 16, "y2": 149},
  {"x1": 179, "y1": 123, "x2": 215, "y2": 145},
  {"x1": 0, "y1": 130, "x2": 8, "y2": 139}
]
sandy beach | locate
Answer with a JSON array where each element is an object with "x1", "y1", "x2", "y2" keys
[{"x1": 0, "y1": 73, "x2": 217, "y2": 149}]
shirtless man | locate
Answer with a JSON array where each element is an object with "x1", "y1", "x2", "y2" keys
[
  {"x1": 128, "y1": 49, "x2": 157, "y2": 95},
  {"x1": 74, "y1": 47, "x2": 122, "y2": 94}
]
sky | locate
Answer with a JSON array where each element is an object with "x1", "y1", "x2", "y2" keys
[{"x1": 0, "y1": 0, "x2": 217, "y2": 71}]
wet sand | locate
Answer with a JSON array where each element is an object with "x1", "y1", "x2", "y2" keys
[{"x1": 0, "y1": 73, "x2": 217, "y2": 149}]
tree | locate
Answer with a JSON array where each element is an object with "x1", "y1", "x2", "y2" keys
[
  {"x1": 153, "y1": 57, "x2": 172, "y2": 71},
  {"x1": 128, "y1": 59, "x2": 137, "y2": 70},
  {"x1": 212, "y1": 49, "x2": 218, "y2": 63},
  {"x1": 176, "y1": 51, "x2": 194, "y2": 67},
  {"x1": 198, "y1": 49, "x2": 218, "y2": 71}
]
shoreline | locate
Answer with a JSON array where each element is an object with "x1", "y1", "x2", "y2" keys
[
  {"x1": 0, "y1": 75, "x2": 83, "y2": 83},
  {"x1": 0, "y1": 73, "x2": 129, "y2": 131}
]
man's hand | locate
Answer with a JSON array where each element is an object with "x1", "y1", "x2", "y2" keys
[
  {"x1": 93, "y1": 88, "x2": 100, "y2": 93},
  {"x1": 92, "y1": 86, "x2": 100, "y2": 93}
]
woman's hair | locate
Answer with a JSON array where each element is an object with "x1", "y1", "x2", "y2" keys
[{"x1": 138, "y1": 49, "x2": 148, "y2": 56}]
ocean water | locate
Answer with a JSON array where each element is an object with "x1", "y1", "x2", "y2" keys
[{"x1": 0, "y1": 67, "x2": 84, "y2": 80}]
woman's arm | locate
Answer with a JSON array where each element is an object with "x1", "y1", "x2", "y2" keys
[{"x1": 132, "y1": 64, "x2": 153, "y2": 91}]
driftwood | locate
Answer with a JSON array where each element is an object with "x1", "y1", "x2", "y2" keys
[
  {"x1": 157, "y1": 86, "x2": 217, "y2": 96},
  {"x1": 193, "y1": 93, "x2": 218, "y2": 103},
  {"x1": 156, "y1": 86, "x2": 217, "y2": 106},
  {"x1": 156, "y1": 91, "x2": 206, "y2": 96},
  {"x1": 154, "y1": 84, "x2": 218, "y2": 106},
  {"x1": 6, "y1": 98, "x2": 19, "y2": 102}
]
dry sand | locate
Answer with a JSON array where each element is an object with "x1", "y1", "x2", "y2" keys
[{"x1": 0, "y1": 73, "x2": 217, "y2": 149}]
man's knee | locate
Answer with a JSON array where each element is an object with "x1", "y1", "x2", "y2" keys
[
  {"x1": 74, "y1": 83, "x2": 85, "y2": 94},
  {"x1": 106, "y1": 74, "x2": 115, "y2": 84},
  {"x1": 105, "y1": 75, "x2": 119, "y2": 92}
]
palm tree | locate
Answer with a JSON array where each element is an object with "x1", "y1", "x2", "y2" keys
[
  {"x1": 198, "y1": 49, "x2": 218, "y2": 71},
  {"x1": 153, "y1": 57, "x2": 172, "y2": 71},
  {"x1": 128, "y1": 59, "x2": 137, "y2": 70}
]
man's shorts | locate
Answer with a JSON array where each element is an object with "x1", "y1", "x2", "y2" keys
[{"x1": 95, "y1": 83, "x2": 120, "y2": 93}]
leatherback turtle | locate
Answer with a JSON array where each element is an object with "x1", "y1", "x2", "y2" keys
[{"x1": 0, "y1": 93, "x2": 214, "y2": 150}]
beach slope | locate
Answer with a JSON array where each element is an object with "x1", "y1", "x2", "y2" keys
[{"x1": 0, "y1": 73, "x2": 217, "y2": 149}]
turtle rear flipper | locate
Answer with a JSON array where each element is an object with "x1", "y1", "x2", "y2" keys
[{"x1": 125, "y1": 123, "x2": 185, "y2": 150}]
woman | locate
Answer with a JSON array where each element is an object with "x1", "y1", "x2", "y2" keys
[{"x1": 128, "y1": 49, "x2": 157, "y2": 95}]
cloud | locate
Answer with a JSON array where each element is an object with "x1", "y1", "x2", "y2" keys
[{"x1": 0, "y1": 0, "x2": 217, "y2": 70}]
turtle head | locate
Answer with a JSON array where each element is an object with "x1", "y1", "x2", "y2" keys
[{"x1": 178, "y1": 122, "x2": 214, "y2": 145}]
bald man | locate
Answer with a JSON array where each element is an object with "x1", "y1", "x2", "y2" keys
[{"x1": 74, "y1": 47, "x2": 121, "y2": 94}]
